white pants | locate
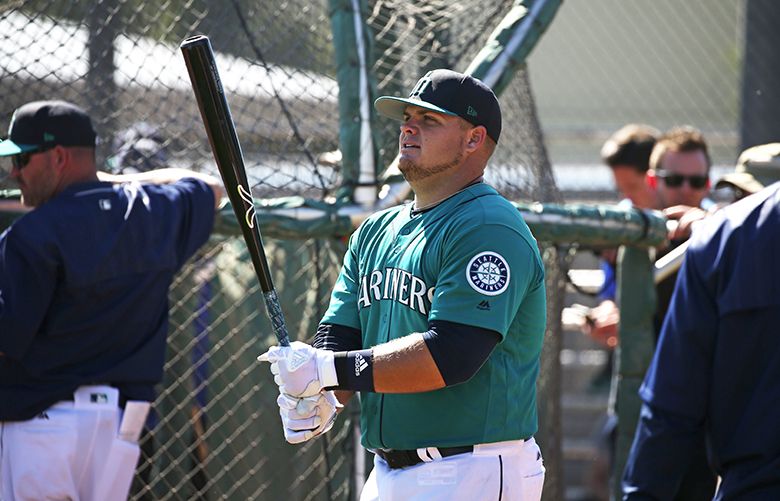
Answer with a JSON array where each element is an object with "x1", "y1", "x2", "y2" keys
[
  {"x1": 0, "y1": 386, "x2": 143, "y2": 501},
  {"x1": 360, "y1": 438, "x2": 545, "y2": 501}
]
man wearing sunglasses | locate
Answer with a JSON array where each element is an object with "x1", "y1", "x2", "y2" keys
[
  {"x1": 648, "y1": 126, "x2": 712, "y2": 242},
  {"x1": 586, "y1": 126, "x2": 712, "y2": 352},
  {"x1": 0, "y1": 100, "x2": 222, "y2": 500}
]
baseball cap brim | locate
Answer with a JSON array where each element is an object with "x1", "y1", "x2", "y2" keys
[
  {"x1": 0, "y1": 139, "x2": 39, "y2": 157},
  {"x1": 374, "y1": 96, "x2": 458, "y2": 121},
  {"x1": 714, "y1": 172, "x2": 764, "y2": 194}
]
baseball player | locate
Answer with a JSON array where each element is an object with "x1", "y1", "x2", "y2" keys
[
  {"x1": 0, "y1": 100, "x2": 222, "y2": 500},
  {"x1": 622, "y1": 182, "x2": 780, "y2": 499},
  {"x1": 260, "y1": 69, "x2": 547, "y2": 500}
]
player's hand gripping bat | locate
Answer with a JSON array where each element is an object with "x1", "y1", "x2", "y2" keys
[{"x1": 180, "y1": 34, "x2": 290, "y2": 346}]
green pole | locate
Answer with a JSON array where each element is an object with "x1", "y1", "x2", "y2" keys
[
  {"x1": 465, "y1": 0, "x2": 563, "y2": 95},
  {"x1": 612, "y1": 245, "x2": 657, "y2": 499},
  {"x1": 328, "y1": 0, "x2": 381, "y2": 203}
]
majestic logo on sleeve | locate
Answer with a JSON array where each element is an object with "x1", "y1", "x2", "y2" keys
[{"x1": 466, "y1": 251, "x2": 510, "y2": 296}]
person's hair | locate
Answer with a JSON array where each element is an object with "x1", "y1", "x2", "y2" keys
[
  {"x1": 600, "y1": 124, "x2": 659, "y2": 174},
  {"x1": 650, "y1": 125, "x2": 711, "y2": 172}
]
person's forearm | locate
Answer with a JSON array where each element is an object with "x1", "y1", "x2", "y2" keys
[
  {"x1": 332, "y1": 323, "x2": 496, "y2": 393},
  {"x1": 372, "y1": 333, "x2": 446, "y2": 393},
  {"x1": 98, "y1": 168, "x2": 224, "y2": 208}
]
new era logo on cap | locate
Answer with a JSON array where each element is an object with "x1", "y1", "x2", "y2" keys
[{"x1": 374, "y1": 69, "x2": 502, "y2": 143}]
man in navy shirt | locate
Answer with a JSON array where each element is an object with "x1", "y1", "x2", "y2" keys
[
  {"x1": 623, "y1": 182, "x2": 780, "y2": 499},
  {"x1": 0, "y1": 100, "x2": 222, "y2": 500}
]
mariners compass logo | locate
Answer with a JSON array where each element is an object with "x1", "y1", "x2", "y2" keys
[{"x1": 466, "y1": 251, "x2": 510, "y2": 296}]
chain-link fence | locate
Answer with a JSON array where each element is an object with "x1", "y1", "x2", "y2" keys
[
  {"x1": 366, "y1": 0, "x2": 559, "y2": 202},
  {"x1": 0, "y1": 1, "x2": 566, "y2": 499},
  {"x1": 0, "y1": 1, "x2": 341, "y2": 198},
  {"x1": 150, "y1": 236, "x2": 351, "y2": 500},
  {"x1": 527, "y1": 0, "x2": 780, "y2": 195}
]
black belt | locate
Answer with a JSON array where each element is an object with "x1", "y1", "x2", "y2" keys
[{"x1": 375, "y1": 445, "x2": 474, "y2": 469}]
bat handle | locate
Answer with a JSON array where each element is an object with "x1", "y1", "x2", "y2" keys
[{"x1": 263, "y1": 290, "x2": 290, "y2": 346}]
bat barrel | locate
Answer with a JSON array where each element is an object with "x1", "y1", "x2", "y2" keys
[
  {"x1": 180, "y1": 35, "x2": 273, "y2": 292},
  {"x1": 181, "y1": 35, "x2": 290, "y2": 346}
]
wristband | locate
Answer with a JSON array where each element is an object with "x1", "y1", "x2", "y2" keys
[
  {"x1": 317, "y1": 349, "x2": 339, "y2": 389},
  {"x1": 332, "y1": 349, "x2": 375, "y2": 392}
]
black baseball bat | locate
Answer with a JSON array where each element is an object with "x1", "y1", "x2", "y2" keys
[{"x1": 180, "y1": 34, "x2": 290, "y2": 346}]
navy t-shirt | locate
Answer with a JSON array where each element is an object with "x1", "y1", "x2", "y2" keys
[{"x1": 0, "y1": 178, "x2": 214, "y2": 420}]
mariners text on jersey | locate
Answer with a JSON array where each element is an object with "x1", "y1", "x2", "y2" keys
[{"x1": 358, "y1": 267, "x2": 435, "y2": 314}]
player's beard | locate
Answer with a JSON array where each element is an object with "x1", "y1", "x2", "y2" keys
[
  {"x1": 17, "y1": 155, "x2": 57, "y2": 208},
  {"x1": 399, "y1": 151, "x2": 463, "y2": 182}
]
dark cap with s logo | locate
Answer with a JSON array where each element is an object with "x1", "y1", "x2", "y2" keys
[{"x1": 374, "y1": 69, "x2": 502, "y2": 143}]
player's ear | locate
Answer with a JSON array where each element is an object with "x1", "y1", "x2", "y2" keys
[
  {"x1": 647, "y1": 169, "x2": 658, "y2": 189},
  {"x1": 465, "y1": 126, "x2": 487, "y2": 152},
  {"x1": 51, "y1": 145, "x2": 69, "y2": 173}
]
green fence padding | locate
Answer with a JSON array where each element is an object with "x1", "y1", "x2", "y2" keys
[
  {"x1": 1, "y1": 195, "x2": 668, "y2": 248},
  {"x1": 516, "y1": 202, "x2": 668, "y2": 247},
  {"x1": 214, "y1": 197, "x2": 355, "y2": 240}
]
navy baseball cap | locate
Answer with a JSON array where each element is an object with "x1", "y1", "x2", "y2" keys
[
  {"x1": 374, "y1": 69, "x2": 502, "y2": 143},
  {"x1": 0, "y1": 100, "x2": 97, "y2": 157}
]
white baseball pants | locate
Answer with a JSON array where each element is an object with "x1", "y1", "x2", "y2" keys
[
  {"x1": 0, "y1": 386, "x2": 147, "y2": 501},
  {"x1": 360, "y1": 437, "x2": 545, "y2": 501}
]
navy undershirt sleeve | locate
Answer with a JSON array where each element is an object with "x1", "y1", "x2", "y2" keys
[
  {"x1": 314, "y1": 323, "x2": 375, "y2": 392},
  {"x1": 422, "y1": 319, "x2": 501, "y2": 386},
  {"x1": 313, "y1": 323, "x2": 363, "y2": 352}
]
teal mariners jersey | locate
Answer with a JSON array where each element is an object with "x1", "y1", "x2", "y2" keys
[{"x1": 322, "y1": 183, "x2": 546, "y2": 450}]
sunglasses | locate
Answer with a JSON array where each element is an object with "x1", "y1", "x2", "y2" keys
[
  {"x1": 10, "y1": 145, "x2": 54, "y2": 171},
  {"x1": 657, "y1": 171, "x2": 708, "y2": 189}
]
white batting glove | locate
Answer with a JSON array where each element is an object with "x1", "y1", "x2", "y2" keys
[
  {"x1": 277, "y1": 391, "x2": 342, "y2": 444},
  {"x1": 258, "y1": 341, "x2": 339, "y2": 397}
]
